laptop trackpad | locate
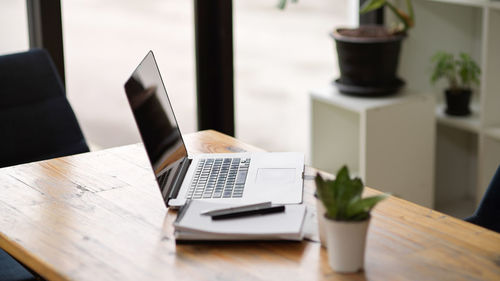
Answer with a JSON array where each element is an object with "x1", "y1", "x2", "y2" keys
[{"x1": 256, "y1": 168, "x2": 296, "y2": 185}]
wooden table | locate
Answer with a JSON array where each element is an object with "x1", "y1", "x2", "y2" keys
[{"x1": 1, "y1": 130, "x2": 499, "y2": 281}]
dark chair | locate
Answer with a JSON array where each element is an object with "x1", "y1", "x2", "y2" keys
[
  {"x1": 0, "y1": 251, "x2": 35, "y2": 281},
  {"x1": 0, "y1": 48, "x2": 89, "y2": 168},
  {"x1": 465, "y1": 165, "x2": 500, "y2": 233},
  {"x1": 0, "y1": 48, "x2": 89, "y2": 280}
]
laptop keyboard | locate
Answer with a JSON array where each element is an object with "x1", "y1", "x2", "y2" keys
[{"x1": 186, "y1": 157, "x2": 250, "y2": 199}]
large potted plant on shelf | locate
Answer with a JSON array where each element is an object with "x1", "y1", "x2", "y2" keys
[
  {"x1": 316, "y1": 166, "x2": 388, "y2": 273},
  {"x1": 279, "y1": 0, "x2": 415, "y2": 96},
  {"x1": 332, "y1": 0, "x2": 414, "y2": 96},
  {"x1": 430, "y1": 51, "x2": 481, "y2": 116}
]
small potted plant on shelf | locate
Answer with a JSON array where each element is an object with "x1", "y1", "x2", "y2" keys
[
  {"x1": 315, "y1": 166, "x2": 388, "y2": 273},
  {"x1": 430, "y1": 51, "x2": 481, "y2": 116}
]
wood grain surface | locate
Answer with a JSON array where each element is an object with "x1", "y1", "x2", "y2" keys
[{"x1": 1, "y1": 130, "x2": 499, "y2": 281}]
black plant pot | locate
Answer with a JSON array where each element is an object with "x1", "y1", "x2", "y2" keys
[
  {"x1": 445, "y1": 89, "x2": 471, "y2": 116},
  {"x1": 331, "y1": 26, "x2": 406, "y2": 97}
]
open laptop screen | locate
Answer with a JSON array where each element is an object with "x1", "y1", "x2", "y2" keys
[{"x1": 124, "y1": 51, "x2": 188, "y2": 196}]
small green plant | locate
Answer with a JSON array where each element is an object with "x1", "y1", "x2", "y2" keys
[
  {"x1": 430, "y1": 51, "x2": 481, "y2": 90},
  {"x1": 277, "y1": 0, "x2": 297, "y2": 9},
  {"x1": 315, "y1": 166, "x2": 388, "y2": 221},
  {"x1": 360, "y1": 0, "x2": 415, "y2": 33},
  {"x1": 278, "y1": 0, "x2": 414, "y2": 33}
]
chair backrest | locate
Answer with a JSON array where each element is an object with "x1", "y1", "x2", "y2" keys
[
  {"x1": 465, "y1": 165, "x2": 500, "y2": 233},
  {"x1": 0, "y1": 48, "x2": 89, "y2": 168}
]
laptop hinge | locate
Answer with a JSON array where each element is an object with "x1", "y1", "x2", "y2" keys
[{"x1": 166, "y1": 157, "x2": 192, "y2": 206}]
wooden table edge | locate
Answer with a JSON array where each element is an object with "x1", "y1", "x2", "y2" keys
[
  {"x1": 0, "y1": 232, "x2": 67, "y2": 281},
  {"x1": 1, "y1": 129, "x2": 499, "y2": 281}
]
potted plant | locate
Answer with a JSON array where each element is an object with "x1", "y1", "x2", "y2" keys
[
  {"x1": 430, "y1": 51, "x2": 480, "y2": 116},
  {"x1": 315, "y1": 166, "x2": 388, "y2": 273},
  {"x1": 314, "y1": 190, "x2": 327, "y2": 247},
  {"x1": 332, "y1": 0, "x2": 414, "y2": 96},
  {"x1": 279, "y1": 0, "x2": 415, "y2": 96}
]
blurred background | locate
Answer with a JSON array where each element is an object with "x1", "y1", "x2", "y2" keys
[
  {"x1": 0, "y1": 0, "x2": 351, "y2": 164},
  {"x1": 4, "y1": 0, "x2": 497, "y2": 218}
]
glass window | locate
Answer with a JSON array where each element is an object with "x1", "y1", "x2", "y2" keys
[
  {"x1": 62, "y1": 0, "x2": 196, "y2": 149},
  {"x1": 0, "y1": 0, "x2": 29, "y2": 55},
  {"x1": 234, "y1": 0, "x2": 349, "y2": 159},
  {"x1": 61, "y1": 0, "x2": 350, "y2": 157}
]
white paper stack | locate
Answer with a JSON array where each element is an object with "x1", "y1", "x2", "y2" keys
[{"x1": 174, "y1": 200, "x2": 307, "y2": 241}]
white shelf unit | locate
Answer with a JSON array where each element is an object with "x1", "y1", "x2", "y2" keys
[
  {"x1": 398, "y1": 0, "x2": 500, "y2": 213},
  {"x1": 309, "y1": 87, "x2": 435, "y2": 208},
  {"x1": 435, "y1": 102, "x2": 481, "y2": 133}
]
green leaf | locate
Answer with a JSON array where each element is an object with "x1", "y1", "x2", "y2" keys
[
  {"x1": 430, "y1": 51, "x2": 480, "y2": 89},
  {"x1": 406, "y1": 0, "x2": 415, "y2": 25},
  {"x1": 360, "y1": 0, "x2": 386, "y2": 14},
  {"x1": 277, "y1": 0, "x2": 287, "y2": 9},
  {"x1": 359, "y1": 0, "x2": 415, "y2": 32},
  {"x1": 277, "y1": 0, "x2": 298, "y2": 10},
  {"x1": 346, "y1": 194, "x2": 389, "y2": 219},
  {"x1": 336, "y1": 177, "x2": 364, "y2": 218},
  {"x1": 335, "y1": 166, "x2": 350, "y2": 183},
  {"x1": 332, "y1": 166, "x2": 351, "y2": 218},
  {"x1": 316, "y1": 166, "x2": 387, "y2": 221},
  {"x1": 349, "y1": 178, "x2": 364, "y2": 201},
  {"x1": 385, "y1": 2, "x2": 411, "y2": 32},
  {"x1": 457, "y1": 52, "x2": 480, "y2": 88},
  {"x1": 315, "y1": 173, "x2": 338, "y2": 218},
  {"x1": 430, "y1": 51, "x2": 457, "y2": 88}
]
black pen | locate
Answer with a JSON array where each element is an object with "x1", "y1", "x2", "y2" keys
[
  {"x1": 211, "y1": 205, "x2": 285, "y2": 220},
  {"x1": 201, "y1": 201, "x2": 272, "y2": 216}
]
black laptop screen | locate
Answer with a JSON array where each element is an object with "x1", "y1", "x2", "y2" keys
[{"x1": 124, "y1": 51, "x2": 188, "y2": 196}]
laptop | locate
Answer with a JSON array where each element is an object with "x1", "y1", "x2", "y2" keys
[{"x1": 124, "y1": 51, "x2": 304, "y2": 208}]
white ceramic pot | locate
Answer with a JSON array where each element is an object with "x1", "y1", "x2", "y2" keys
[
  {"x1": 324, "y1": 217, "x2": 370, "y2": 273},
  {"x1": 315, "y1": 198, "x2": 327, "y2": 247}
]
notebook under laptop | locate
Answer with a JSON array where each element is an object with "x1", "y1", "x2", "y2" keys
[{"x1": 124, "y1": 51, "x2": 304, "y2": 208}]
